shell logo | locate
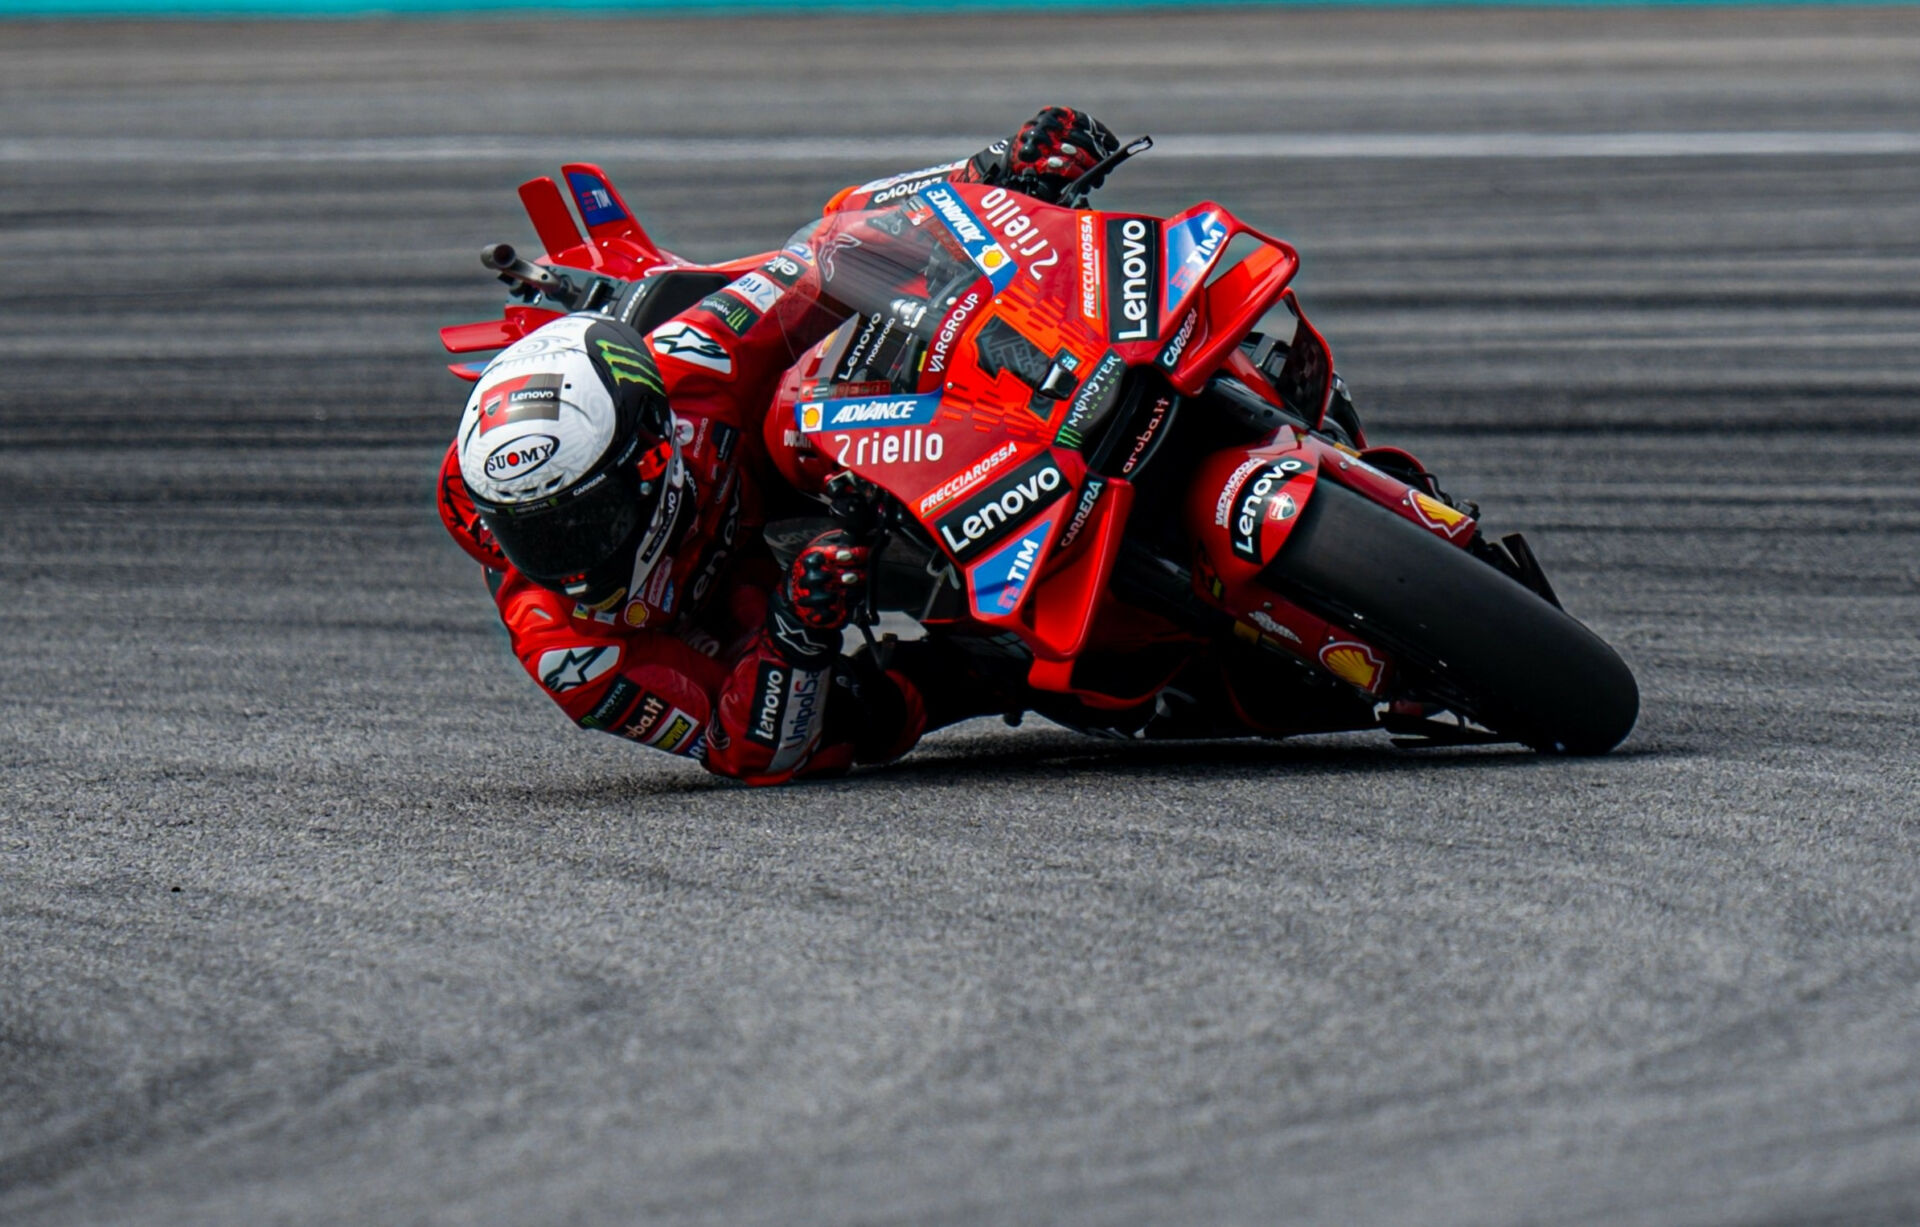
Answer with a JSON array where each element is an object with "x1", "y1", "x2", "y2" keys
[
  {"x1": 1319, "y1": 640, "x2": 1386, "y2": 692},
  {"x1": 979, "y1": 245, "x2": 1010, "y2": 272},
  {"x1": 800, "y1": 403, "x2": 823, "y2": 432},
  {"x1": 1409, "y1": 491, "x2": 1472, "y2": 539},
  {"x1": 623, "y1": 600, "x2": 650, "y2": 627}
]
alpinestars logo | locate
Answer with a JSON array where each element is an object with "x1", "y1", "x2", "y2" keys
[
  {"x1": 649, "y1": 322, "x2": 733, "y2": 375},
  {"x1": 934, "y1": 452, "x2": 1067, "y2": 561},
  {"x1": 538, "y1": 644, "x2": 619, "y2": 693}
]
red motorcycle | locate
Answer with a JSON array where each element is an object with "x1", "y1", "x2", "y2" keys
[{"x1": 446, "y1": 153, "x2": 1636, "y2": 755}]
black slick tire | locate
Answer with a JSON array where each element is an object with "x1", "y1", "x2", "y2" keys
[{"x1": 1264, "y1": 480, "x2": 1639, "y2": 754}]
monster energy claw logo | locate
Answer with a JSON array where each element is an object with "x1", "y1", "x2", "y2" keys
[{"x1": 595, "y1": 337, "x2": 663, "y2": 393}]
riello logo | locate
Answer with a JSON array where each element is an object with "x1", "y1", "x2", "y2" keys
[{"x1": 935, "y1": 454, "x2": 1066, "y2": 560}]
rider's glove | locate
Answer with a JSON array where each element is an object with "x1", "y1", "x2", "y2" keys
[
  {"x1": 766, "y1": 529, "x2": 870, "y2": 665},
  {"x1": 964, "y1": 106, "x2": 1119, "y2": 205}
]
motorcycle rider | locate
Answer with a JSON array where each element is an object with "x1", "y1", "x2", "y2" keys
[{"x1": 438, "y1": 108, "x2": 1119, "y2": 784}]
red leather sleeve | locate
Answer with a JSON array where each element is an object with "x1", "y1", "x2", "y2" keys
[
  {"x1": 495, "y1": 571, "x2": 726, "y2": 759},
  {"x1": 826, "y1": 156, "x2": 978, "y2": 214},
  {"x1": 642, "y1": 250, "x2": 845, "y2": 442},
  {"x1": 493, "y1": 567, "x2": 927, "y2": 786}
]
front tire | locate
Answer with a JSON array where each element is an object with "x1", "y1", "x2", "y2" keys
[{"x1": 1265, "y1": 480, "x2": 1638, "y2": 754}]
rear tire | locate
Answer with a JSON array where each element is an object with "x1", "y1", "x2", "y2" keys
[{"x1": 1265, "y1": 481, "x2": 1638, "y2": 754}]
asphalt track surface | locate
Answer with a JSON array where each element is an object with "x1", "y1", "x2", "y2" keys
[{"x1": 4, "y1": 10, "x2": 1920, "y2": 1225}]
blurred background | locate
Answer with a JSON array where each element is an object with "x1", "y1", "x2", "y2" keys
[{"x1": 4, "y1": 5, "x2": 1918, "y2": 1226}]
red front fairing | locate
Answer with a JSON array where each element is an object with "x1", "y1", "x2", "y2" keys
[{"x1": 759, "y1": 183, "x2": 1311, "y2": 701}]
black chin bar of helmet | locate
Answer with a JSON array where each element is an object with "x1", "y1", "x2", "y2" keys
[{"x1": 1060, "y1": 135, "x2": 1153, "y2": 210}]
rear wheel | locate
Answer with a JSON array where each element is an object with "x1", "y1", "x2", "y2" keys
[{"x1": 1265, "y1": 480, "x2": 1638, "y2": 754}]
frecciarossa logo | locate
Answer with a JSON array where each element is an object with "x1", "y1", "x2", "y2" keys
[{"x1": 934, "y1": 452, "x2": 1067, "y2": 561}]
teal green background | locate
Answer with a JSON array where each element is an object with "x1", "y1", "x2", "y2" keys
[{"x1": 6, "y1": 0, "x2": 1915, "y2": 15}]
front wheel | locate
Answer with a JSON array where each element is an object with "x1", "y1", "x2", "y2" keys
[{"x1": 1264, "y1": 481, "x2": 1639, "y2": 754}]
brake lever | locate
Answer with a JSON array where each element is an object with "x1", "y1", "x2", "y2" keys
[{"x1": 1063, "y1": 134, "x2": 1154, "y2": 209}]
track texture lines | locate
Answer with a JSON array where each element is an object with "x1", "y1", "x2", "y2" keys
[{"x1": 2, "y1": 11, "x2": 1918, "y2": 1225}]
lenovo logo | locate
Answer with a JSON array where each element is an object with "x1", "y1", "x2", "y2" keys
[
  {"x1": 1105, "y1": 218, "x2": 1160, "y2": 344},
  {"x1": 934, "y1": 455, "x2": 1067, "y2": 561}
]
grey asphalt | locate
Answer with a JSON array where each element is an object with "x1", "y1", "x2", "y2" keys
[{"x1": 4, "y1": 10, "x2": 1919, "y2": 1225}]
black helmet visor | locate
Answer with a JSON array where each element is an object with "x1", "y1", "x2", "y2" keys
[{"x1": 481, "y1": 466, "x2": 649, "y2": 589}]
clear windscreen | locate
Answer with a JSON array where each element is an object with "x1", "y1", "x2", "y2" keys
[{"x1": 783, "y1": 204, "x2": 990, "y2": 395}]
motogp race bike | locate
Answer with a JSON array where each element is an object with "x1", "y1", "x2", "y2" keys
[{"x1": 443, "y1": 152, "x2": 1637, "y2": 755}]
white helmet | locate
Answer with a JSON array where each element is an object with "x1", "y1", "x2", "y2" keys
[{"x1": 456, "y1": 313, "x2": 685, "y2": 608}]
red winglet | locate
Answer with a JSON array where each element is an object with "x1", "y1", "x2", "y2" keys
[
  {"x1": 440, "y1": 319, "x2": 517, "y2": 353},
  {"x1": 560, "y1": 162, "x2": 661, "y2": 259},
  {"x1": 448, "y1": 360, "x2": 488, "y2": 383},
  {"x1": 518, "y1": 176, "x2": 590, "y2": 264}
]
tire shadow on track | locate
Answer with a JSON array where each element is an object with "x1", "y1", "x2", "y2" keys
[{"x1": 493, "y1": 729, "x2": 1673, "y2": 805}]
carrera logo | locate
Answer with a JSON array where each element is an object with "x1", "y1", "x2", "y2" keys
[
  {"x1": 917, "y1": 440, "x2": 1019, "y2": 515},
  {"x1": 926, "y1": 290, "x2": 981, "y2": 376},
  {"x1": 484, "y1": 434, "x2": 557, "y2": 480},
  {"x1": 1229, "y1": 459, "x2": 1306, "y2": 562},
  {"x1": 1056, "y1": 476, "x2": 1105, "y2": 553},
  {"x1": 935, "y1": 453, "x2": 1067, "y2": 561},
  {"x1": 1105, "y1": 218, "x2": 1160, "y2": 344},
  {"x1": 1158, "y1": 310, "x2": 1199, "y2": 370}
]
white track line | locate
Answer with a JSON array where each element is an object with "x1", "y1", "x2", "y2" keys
[{"x1": 7, "y1": 131, "x2": 1920, "y2": 165}]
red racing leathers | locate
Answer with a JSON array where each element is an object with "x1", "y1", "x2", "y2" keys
[{"x1": 437, "y1": 159, "x2": 1002, "y2": 785}]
